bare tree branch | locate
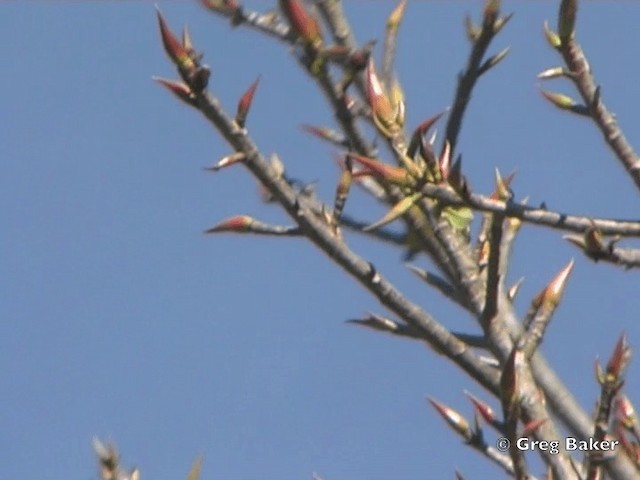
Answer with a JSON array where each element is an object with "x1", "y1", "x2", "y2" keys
[
  {"x1": 193, "y1": 87, "x2": 502, "y2": 393},
  {"x1": 558, "y1": 36, "x2": 640, "y2": 191}
]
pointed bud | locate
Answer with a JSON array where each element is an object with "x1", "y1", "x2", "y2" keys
[
  {"x1": 531, "y1": 259, "x2": 574, "y2": 310},
  {"x1": 387, "y1": 0, "x2": 407, "y2": 31},
  {"x1": 543, "y1": 20, "x2": 562, "y2": 49},
  {"x1": 541, "y1": 91, "x2": 589, "y2": 115},
  {"x1": 407, "y1": 111, "x2": 446, "y2": 160},
  {"x1": 615, "y1": 395, "x2": 639, "y2": 434},
  {"x1": 482, "y1": 0, "x2": 500, "y2": 29},
  {"x1": 448, "y1": 154, "x2": 469, "y2": 196},
  {"x1": 235, "y1": 76, "x2": 260, "y2": 129},
  {"x1": 454, "y1": 470, "x2": 466, "y2": 480},
  {"x1": 558, "y1": 0, "x2": 577, "y2": 41},
  {"x1": 153, "y1": 77, "x2": 197, "y2": 107},
  {"x1": 205, "y1": 215, "x2": 254, "y2": 233},
  {"x1": 493, "y1": 12, "x2": 513, "y2": 34},
  {"x1": 606, "y1": 333, "x2": 631, "y2": 381},
  {"x1": 279, "y1": 0, "x2": 323, "y2": 47},
  {"x1": 438, "y1": 141, "x2": 452, "y2": 181},
  {"x1": 366, "y1": 59, "x2": 398, "y2": 137},
  {"x1": 478, "y1": 46, "x2": 510, "y2": 76},
  {"x1": 507, "y1": 277, "x2": 524, "y2": 302},
  {"x1": 182, "y1": 24, "x2": 194, "y2": 51},
  {"x1": 204, "y1": 152, "x2": 246, "y2": 171},
  {"x1": 181, "y1": 25, "x2": 202, "y2": 64},
  {"x1": 537, "y1": 66, "x2": 566, "y2": 80},
  {"x1": 540, "y1": 89, "x2": 583, "y2": 112},
  {"x1": 464, "y1": 391, "x2": 498, "y2": 426},
  {"x1": 464, "y1": 15, "x2": 480, "y2": 43},
  {"x1": 186, "y1": 455, "x2": 203, "y2": 480},
  {"x1": 501, "y1": 347, "x2": 523, "y2": 417},
  {"x1": 428, "y1": 398, "x2": 472, "y2": 439},
  {"x1": 346, "y1": 313, "x2": 400, "y2": 334},
  {"x1": 491, "y1": 168, "x2": 514, "y2": 201},
  {"x1": 364, "y1": 192, "x2": 422, "y2": 232},
  {"x1": 389, "y1": 77, "x2": 406, "y2": 128},
  {"x1": 157, "y1": 9, "x2": 196, "y2": 73},
  {"x1": 418, "y1": 135, "x2": 437, "y2": 174},
  {"x1": 301, "y1": 124, "x2": 348, "y2": 147},
  {"x1": 347, "y1": 153, "x2": 414, "y2": 187},
  {"x1": 92, "y1": 437, "x2": 118, "y2": 470}
]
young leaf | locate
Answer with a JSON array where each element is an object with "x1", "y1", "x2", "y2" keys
[{"x1": 442, "y1": 206, "x2": 473, "y2": 233}]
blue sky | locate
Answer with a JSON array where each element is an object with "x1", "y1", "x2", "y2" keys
[{"x1": 2, "y1": 1, "x2": 640, "y2": 479}]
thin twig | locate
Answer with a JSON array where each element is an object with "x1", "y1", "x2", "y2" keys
[
  {"x1": 418, "y1": 183, "x2": 640, "y2": 237},
  {"x1": 445, "y1": 6, "x2": 510, "y2": 156},
  {"x1": 559, "y1": 38, "x2": 640, "y2": 191},
  {"x1": 482, "y1": 213, "x2": 505, "y2": 329}
]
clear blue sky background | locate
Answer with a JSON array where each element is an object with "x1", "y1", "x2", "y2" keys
[{"x1": 2, "y1": 1, "x2": 639, "y2": 479}]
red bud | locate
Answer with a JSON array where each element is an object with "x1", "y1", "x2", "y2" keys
[
  {"x1": 279, "y1": 0, "x2": 322, "y2": 47},
  {"x1": 236, "y1": 76, "x2": 260, "y2": 129},
  {"x1": 157, "y1": 9, "x2": 195, "y2": 73},
  {"x1": 205, "y1": 215, "x2": 253, "y2": 233}
]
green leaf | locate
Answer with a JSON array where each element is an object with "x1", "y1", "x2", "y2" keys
[{"x1": 442, "y1": 206, "x2": 473, "y2": 232}]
